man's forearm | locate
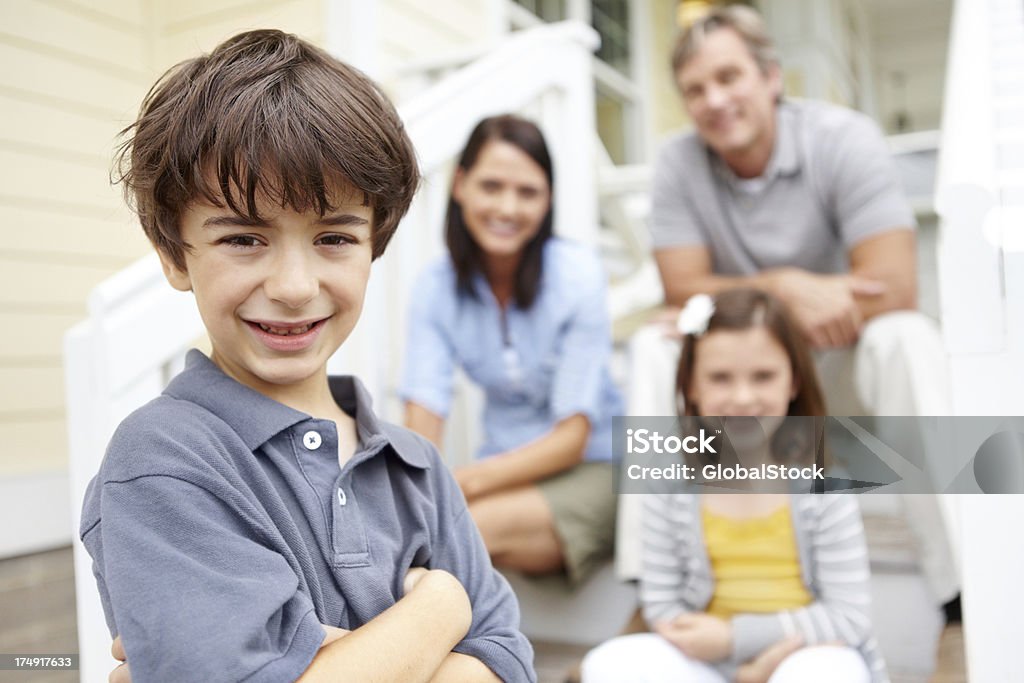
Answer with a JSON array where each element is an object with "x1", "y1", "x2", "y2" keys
[
  {"x1": 662, "y1": 270, "x2": 780, "y2": 308},
  {"x1": 298, "y1": 571, "x2": 471, "y2": 682}
]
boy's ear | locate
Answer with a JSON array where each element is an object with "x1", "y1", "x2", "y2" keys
[{"x1": 157, "y1": 250, "x2": 192, "y2": 292}]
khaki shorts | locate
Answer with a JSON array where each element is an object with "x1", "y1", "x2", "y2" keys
[{"x1": 537, "y1": 461, "x2": 617, "y2": 586}]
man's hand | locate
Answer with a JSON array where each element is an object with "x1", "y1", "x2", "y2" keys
[
  {"x1": 735, "y1": 636, "x2": 803, "y2": 683},
  {"x1": 768, "y1": 269, "x2": 886, "y2": 349},
  {"x1": 653, "y1": 613, "x2": 733, "y2": 662}
]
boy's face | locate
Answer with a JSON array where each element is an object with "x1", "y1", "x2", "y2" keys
[{"x1": 159, "y1": 186, "x2": 374, "y2": 399}]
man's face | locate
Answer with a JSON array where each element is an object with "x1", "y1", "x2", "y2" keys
[
  {"x1": 676, "y1": 27, "x2": 782, "y2": 165},
  {"x1": 158, "y1": 185, "x2": 374, "y2": 401}
]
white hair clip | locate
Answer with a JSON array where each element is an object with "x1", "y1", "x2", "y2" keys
[{"x1": 677, "y1": 294, "x2": 716, "y2": 336}]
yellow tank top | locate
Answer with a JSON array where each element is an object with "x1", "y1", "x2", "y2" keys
[{"x1": 702, "y1": 504, "x2": 813, "y2": 619}]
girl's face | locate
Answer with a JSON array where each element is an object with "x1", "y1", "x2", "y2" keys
[
  {"x1": 452, "y1": 140, "x2": 551, "y2": 261},
  {"x1": 688, "y1": 325, "x2": 797, "y2": 420}
]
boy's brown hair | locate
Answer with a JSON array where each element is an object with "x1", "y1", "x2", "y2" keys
[{"x1": 114, "y1": 29, "x2": 419, "y2": 270}]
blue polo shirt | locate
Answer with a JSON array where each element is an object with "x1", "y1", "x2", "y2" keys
[
  {"x1": 80, "y1": 350, "x2": 535, "y2": 682},
  {"x1": 400, "y1": 239, "x2": 624, "y2": 461}
]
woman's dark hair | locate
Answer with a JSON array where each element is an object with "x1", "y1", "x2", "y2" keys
[
  {"x1": 445, "y1": 114, "x2": 553, "y2": 308},
  {"x1": 676, "y1": 288, "x2": 829, "y2": 469}
]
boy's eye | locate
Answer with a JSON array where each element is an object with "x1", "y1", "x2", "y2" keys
[
  {"x1": 221, "y1": 235, "x2": 262, "y2": 248},
  {"x1": 316, "y1": 234, "x2": 356, "y2": 247}
]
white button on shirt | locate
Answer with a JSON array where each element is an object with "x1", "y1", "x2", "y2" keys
[{"x1": 302, "y1": 431, "x2": 322, "y2": 450}]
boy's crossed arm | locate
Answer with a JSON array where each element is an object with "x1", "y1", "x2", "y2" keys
[
  {"x1": 297, "y1": 568, "x2": 500, "y2": 682},
  {"x1": 109, "y1": 567, "x2": 500, "y2": 682}
]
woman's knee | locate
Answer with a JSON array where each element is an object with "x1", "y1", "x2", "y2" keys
[
  {"x1": 767, "y1": 646, "x2": 870, "y2": 683},
  {"x1": 468, "y1": 488, "x2": 560, "y2": 563}
]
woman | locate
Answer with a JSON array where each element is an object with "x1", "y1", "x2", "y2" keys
[{"x1": 400, "y1": 114, "x2": 623, "y2": 584}]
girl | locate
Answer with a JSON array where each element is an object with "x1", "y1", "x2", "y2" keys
[
  {"x1": 582, "y1": 289, "x2": 887, "y2": 682},
  {"x1": 400, "y1": 115, "x2": 623, "y2": 584}
]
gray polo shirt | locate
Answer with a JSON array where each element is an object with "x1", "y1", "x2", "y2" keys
[
  {"x1": 649, "y1": 100, "x2": 915, "y2": 275},
  {"x1": 80, "y1": 350, "x2": 535, "y2": 682}
]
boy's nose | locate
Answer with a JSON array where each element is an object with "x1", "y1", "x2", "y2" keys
[{"x1": 265, "y1": 252, "x2": 319, "y2": 308}]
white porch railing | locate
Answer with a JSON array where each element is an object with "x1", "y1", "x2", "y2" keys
[
  {"x1": 65, "y1": 21, "x2": 607, "y2": 681},
  {"x1": 64, "y1": 255, "x2": 204, "y2": 683},
  {"x1": 934, "y1": 0, "x2": 1024, "y2": 679}
]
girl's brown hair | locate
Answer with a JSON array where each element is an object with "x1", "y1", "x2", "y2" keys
[{"x1": 677, "y1": 288, "x2": 828, "y2": 468}]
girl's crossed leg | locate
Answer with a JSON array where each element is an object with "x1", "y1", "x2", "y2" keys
[{"x1": 581, "y1": 633, "x2": 871, "y2": 683}]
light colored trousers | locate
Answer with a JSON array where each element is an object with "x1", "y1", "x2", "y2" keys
[
  {"x1": 581, "y1": 634, "x2": 870, "y2": 683},
  {"x1": 618, "y1": 311, "x2": 959, "y2": 604}
]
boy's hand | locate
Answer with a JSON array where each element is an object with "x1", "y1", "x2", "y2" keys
[
  {"x1": 403, "y1": 568, "x2": 472, "y2": 637},
  {"x1": 735, "y1": 636, "x2": 803, "y2": 683},
  {"x1": 110, "y1": 636, "x2": 129, "y2": 683},
  {"x1": 109, "y1": 625, "x2": 352, "y2": 682},
  {"x1": 654, "y1": 613, "x2": 733, "y2": 662},
  {"x1": 320, "y1": 625, "x2": 351, "y2": 649},
  {"x1": 403, "y1": 567, "x2": 431, "y2": 595}
]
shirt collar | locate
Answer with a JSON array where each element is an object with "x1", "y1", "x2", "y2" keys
[
  {"x1": 165, "y1": 350, "x2": 430, "y2": 469},
  {"x1": 710, "y1": 101, "x2": 800, "y2": 185}
]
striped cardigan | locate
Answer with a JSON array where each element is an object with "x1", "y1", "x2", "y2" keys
[{"x1": 640, "y1": 493, "x2": 888, "y2": 683}]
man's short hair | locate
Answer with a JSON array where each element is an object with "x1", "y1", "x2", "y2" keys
[
  {"x1": 114, "y1": 29, "x2": 419, "y2": 269},
  {"x1": 670, "y1": 4, "x2": 779, "y2": 76}
]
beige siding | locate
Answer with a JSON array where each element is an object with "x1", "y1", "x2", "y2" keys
[
  {"x1": 649, "y1": 0, "x2": 688, "y2": 140},
  {"x1": 0, "y1": 0, "x2": 153, "y2": 476},
  {"x1": 378, "y1": 0, "x2": 492, "y2": 74},
  {"x1": 154, "y1": 0, "x2": 324, "y2": 66},
  {"x1": 0, "y1": 418, "x2": 68, "y2": 476},
  {"x1": 0, "y1": 0, "x2": 495, "y2": 479},
  {"x1": 0, "y1": 0, "x2": 334, "y2": 477}
]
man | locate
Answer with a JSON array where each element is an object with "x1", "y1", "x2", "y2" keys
[{"x1": 624, "y1": 4, "x2": 960, "y2": 621}]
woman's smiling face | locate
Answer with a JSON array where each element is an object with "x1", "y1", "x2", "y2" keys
[{"x1": 452, "y1": 140, "x2": 552, "y2": 262}]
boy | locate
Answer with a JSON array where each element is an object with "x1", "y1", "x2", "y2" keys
[{"x1": 80, "y1": 29, "x2": 535, "y2": 682}]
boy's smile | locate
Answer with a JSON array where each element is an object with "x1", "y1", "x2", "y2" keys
[{"x1": 158, "y1": 188, "x2": 374, "y2": 406}]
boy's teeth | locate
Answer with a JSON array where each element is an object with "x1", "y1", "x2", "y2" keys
[{"x1": 257, "y1": 322, "x2": 313, "y2": 335}]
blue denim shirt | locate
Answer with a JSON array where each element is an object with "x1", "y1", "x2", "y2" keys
[
  {"x1": 400, "y1": 239, "x2": 623, "y2": 461},
  {"x1": 80, "y1": 350, "x2": 535, "y2": 682}
]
